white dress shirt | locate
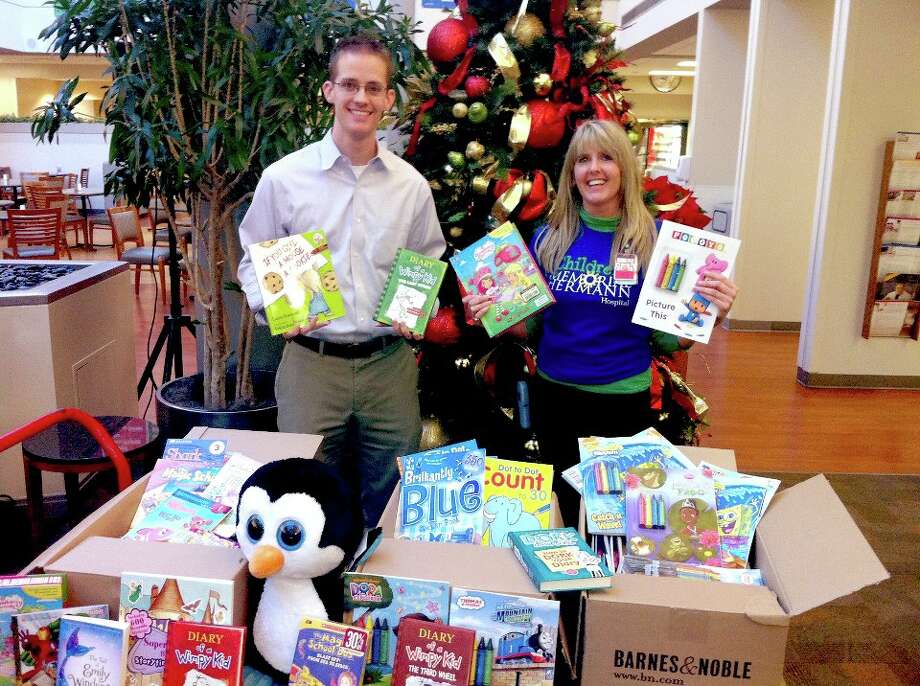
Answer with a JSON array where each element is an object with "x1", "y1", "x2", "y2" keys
[{"x1": 238, "y1": 131, "x2": 446, "y2": 343}]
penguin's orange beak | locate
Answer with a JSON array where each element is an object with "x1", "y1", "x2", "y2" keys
[{"x1": 249, "y1": 545, "x2": 284, "y2": 578}]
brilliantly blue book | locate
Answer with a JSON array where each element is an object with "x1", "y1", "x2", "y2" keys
[
  {"x1": 396, "y1": 441, "x2": 486, "y2": 544},
  {"x1": 508, "y1": 528, "x2": 612, "y2": 593},
  {"x1": 342, "y1": 573, "x2": 451, "y2": 685},
  {"x1": 448, "y1": 588, "x2": 559, "y2": 686},
  {"x1": 55, "y1": 616, "x2": 129, "y2": 686}
]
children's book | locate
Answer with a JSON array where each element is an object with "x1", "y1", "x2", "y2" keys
[
  {"x1": 632, "y1": 221, "x2": 741, "y2": 344},
  {"x1": 482, "y1": 458, "x2": 554, "y2": 548},
  {"x1": 12, "y1": 605, "x2": 109, "y2": 686},
  {"x1": 126, "y1": 489, "x2": 232, "y2": 545},
  {"x1": 290, "y1": 618, "x2": 368, "y2": 686},
  {"x1": 342, "y1": 574, "x2": 451, "y2": 686},
  {"x1": 374, "y1": 249, "x2": 448, "y2": 335},
  {"x1": 448, "y1": 588, "x2": 559, "y2": 686},
  {"x1": 162, "y1": 621, "x2": 245, "y2": 686},
  {"x1": 247, "y1": 230, "x2": 345, "y2": 335},
  {"x1": 55, "y1": 616, "x2": 129, "y2": 686},
  {"x1": 119, "y1": 573, "x2": 234, "y2": 686},
  {"x1": 450, "y1": 221, "x2": 555, "y2": 337},
  {"x1": 199, "y1": 453, "x2": 262, "y2": 539},
  {"x1": 621, "y1": 556, "x2": 765, "y2": 585},
  {"x1": 396, "y1": 443, "x2": 486, "y2": 544},
  {"x1": 1, "y1": 575, "x2": 67, "y2": 686},
  {"x1": 390, "y1": 618, "x2": 475, "y2": 686},
  {"x1": 698, "y1": 462, "x2": 780, "y2": 568},
  {"x1": 130, "y1": 440, "x2": 229, "y2": 529},
  {"x1": 623, "y1": 466, "x2": 720, "y2": 567},
  {"x1": 507, "y1": 528, "x2": 612, "y2": 593}
]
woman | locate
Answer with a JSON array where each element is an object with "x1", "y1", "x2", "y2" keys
[{"x1": 464, "y1": 120, "x2": 738, "y2": 525}]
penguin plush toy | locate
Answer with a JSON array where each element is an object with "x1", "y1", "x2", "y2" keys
[{"x1": 236, "y1": 458, "x2": 364, "y2": 684}]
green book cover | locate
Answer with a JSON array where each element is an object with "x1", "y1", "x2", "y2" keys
[
  {"x1": 374, "y1": 248, "x2": 447, "y2": 335},
  {"x1": 248, "y1": 230, "x2": 345, "y2": 335}
]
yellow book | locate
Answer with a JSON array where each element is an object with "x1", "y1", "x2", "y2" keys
[{"x1": 481, "y1": 457, "x2": 554, "y2": 547}]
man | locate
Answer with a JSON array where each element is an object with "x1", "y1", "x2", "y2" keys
[
  {"x1": 237, "y1": 35, "x2": 446, "y2": 525},
  {"x1": 883, "y1": 282, "x2": 913, "y2": 301}
]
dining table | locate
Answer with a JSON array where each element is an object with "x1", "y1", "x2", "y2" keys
[{"x1": 62, "y1": 187, "x2": 106, "y2": 250}]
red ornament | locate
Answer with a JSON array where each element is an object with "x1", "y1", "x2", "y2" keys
[
  {"x1": 493, "y1": 169, "x2": 551, "y2": 223},
  {"x1": 424, "y1": 306, "x2": 462, "y2": 345},
  {"x1": 464, "y1": 75, "x2": 491, "y2": 99},
  {"x1": 427, "y1": 18, "x2": 469, "y2": 65},
  {"x1": 525, "y1": 99, "x2": 567, "y2": 149}
]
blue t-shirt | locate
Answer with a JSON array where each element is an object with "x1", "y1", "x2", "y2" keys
[{"x1": 531, "y1": 220, "x2": 652, "y2": 385}]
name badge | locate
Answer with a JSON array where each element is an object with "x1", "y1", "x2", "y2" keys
[{"x1": 614, "y1": 253, "x2": 639, "y2": 285}]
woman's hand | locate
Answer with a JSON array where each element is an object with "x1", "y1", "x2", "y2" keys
[
  {"x1": 462, "y1": 293, "x2": 493, "y2": 325},
  {"x1": 695, "y1": 271, "x2": 738, "y2": 324}
]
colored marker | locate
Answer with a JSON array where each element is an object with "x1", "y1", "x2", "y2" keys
[
  {"x1": 364, "y1": 615, "x2": 374, "y2": 661},
  {"x1": 611, "y1": 463, "x2": 623, "y2": 493},
  {"x1": 371, "y1": 618, "x2": 380, "y2": 664},
  {"x1": 380, "y1": 618, "x2": 390, "y2": 665},
  {"x1": 661, "y1": 255, "x2": 676, "y2": 289},
  {"x1": 484, "y1": 639, "x2": 494, "y2": 685},
  {"x1": 656, "y1": 253, "x2": 669, "y2": 287}
]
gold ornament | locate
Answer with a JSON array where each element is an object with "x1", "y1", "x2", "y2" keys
[
  {"x1": 598, "y1": 20, "x2": 616, "y2": 37},
  {"x1": 452, "y1": 102, "x2": 468, "y2": 119},
  {"x1": 471, "y1": 175, "x2": 490, "y2": 195},
  {"x1": 503, "y1": 12, "x2": 546, "y2": 47},
  {"x1": 465, "y1": 140, "x2": 485, "y2": 161},
  {"x1": 419, "y1": 416, "x2": 449, "y2": 451},
  {"x1": 533, "y1": 73, "x2": 552, "y2": 96},
  {"x1": 582, "y1": 49, "x2": 598, "y2": 69},
  {"x1": 430, "y1": 123, "x2": 458, "y2": 135},
  {"x1": 583, "y1": 5, "x2": 602, "y2": 25},
  {"x1": 449, "y1": 226, "x2": 464, "y2": 238}
]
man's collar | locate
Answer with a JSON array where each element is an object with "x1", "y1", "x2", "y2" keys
[{"x1": 319, "y1": 129, "x2": 395, "y2": 171}]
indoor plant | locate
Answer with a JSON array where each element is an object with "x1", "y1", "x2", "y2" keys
[{"x1": 33, "y1": 0, "x2": 426, "y2": 423}]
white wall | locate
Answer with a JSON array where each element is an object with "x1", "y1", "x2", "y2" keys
[
  {"x1": 730, "y1": 0, "x2": 834, "y2": 325},
  {"x1": 798, "y1": 0, "x2": 920, "y2": 378},
  {"x1": 0, "y1": 5, "x2": 55, "y2": 52},
  {"x1": 687, "y1": 8, "x2": 748, "y2": 211},
  {"x1": 0, "y1": 123, "x2": 110, "y2": 187}
]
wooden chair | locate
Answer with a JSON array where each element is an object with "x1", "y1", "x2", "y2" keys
[
  {"x1": 109, "y1": 206, "x2": 173, "y2": 304},
  {"x1": 45, "y1": 194, "x2": 85, "y2": 257},
  {"x1": 20, "y1": 171, "x2": 48, "y2": 185},
  {"x1": 3, "y1": 208, "x2": 64, "y2": 260}
]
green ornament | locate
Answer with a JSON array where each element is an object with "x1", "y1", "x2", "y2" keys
[
  {"x1": 468, "y1": 101, "x2": 488, "y2": 124},
  {"x1": 447, "y1": 151, "x2": 466, "y2": 168},
  {"x1": 627, "y1": 129, "x2": 642, "y2": 145}
]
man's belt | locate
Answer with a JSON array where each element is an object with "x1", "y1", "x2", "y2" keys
[{"x1": 291, "y1": 334, "x2": 401, "y2": 359}]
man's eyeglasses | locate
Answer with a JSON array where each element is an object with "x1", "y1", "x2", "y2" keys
[{"x1": 333, "y1": 79, "x2": 388, "y2": 97}]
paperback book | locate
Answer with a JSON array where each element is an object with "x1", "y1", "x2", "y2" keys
[
  {"x1": 390, "y1": 618, "x2": 475, "y2": 686},
  {"x1": 396, "y1": 443, "x2": 486, "y2": 544},
  {"x1": 55, "y1": 616, "x2": 129, "y2": 686},
  {"x1": 119, "y1": 573, "x2": 234, "y2": 686},
  {"x1": 624, "y1": 467, "x2": 720, "y2": 567},
  {"x1": 130, "y1": 440, "x2": 229, "y2": 530},
  {"x1": 374, "y1": 249, "x2": 448, "y2": 335},
  {"x1": 247, "y1": 230, "x2": 345, "y2": 335},
  {"x1": 162, "y1": 621, "x2": 246, "y2": 686},
  {"x1": 451, "y1": 222, "x2": 555, "y2": 337},
  {"x1": 482, "y1": 458, "x2": 554, "y2": 548},
  {"x1": 1, "y1": 575, "x2": 67, "y2": 686},
  {"x1": 507, "y1": 528, "x2": 612, "y2": 593},
  {"x1": 448, "y1": 589, "x2": 559, "y2": 686},
  {"x1": 199, "y1": 453, "x2": 262, "y2": 539},
  {"x1": 12, "y1": 605, "x2": 109, "y2": 686},
  {"x1": 632, "y1": 221, "x2": 741, "y2": 344},
  {"x1": 342, "y1": 573, "x2": 451, "y2": 686},
  {"x1": 290, "y1": 618, "x2": 368, "y2": 686},
  {"x1": 126, "y1": 489, "x2": 232, "y2": 545}
]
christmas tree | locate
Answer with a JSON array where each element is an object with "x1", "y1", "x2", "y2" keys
[{"x1": 402, "y1": 0, "x2": 637, "y2": 455}]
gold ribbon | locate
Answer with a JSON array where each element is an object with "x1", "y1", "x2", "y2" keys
[
  {"x1": 489, "y1": 33, "x2": 521, "y2": 85},
  {"x1": 652, "y1": 195, "x2": 690, "y2": 213},
  {"x1": 491, "y1": 178, "x2": 526, "y2": 223},
  {"x1": 508, "y1": 104, "x2": 531, "y2": 154},
  {"x1": 510, "y1": 0, "x2": 530, "y2": 33}
]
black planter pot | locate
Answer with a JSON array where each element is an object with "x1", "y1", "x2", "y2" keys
[{"x1": 155, "y1": 369, "x2": 278, "y2": 439}]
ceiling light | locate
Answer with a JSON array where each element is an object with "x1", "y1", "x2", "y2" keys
[
  {"x1": 648, "y1": 70, "x2": 696, "y2": 77},
  {"x1": 677, "y1": 60, "x2": 696, "y2": 68}
]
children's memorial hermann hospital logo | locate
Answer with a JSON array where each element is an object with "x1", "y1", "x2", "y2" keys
[{"x1": 550, "y1": 255, "x2": 632, "y2": 307}]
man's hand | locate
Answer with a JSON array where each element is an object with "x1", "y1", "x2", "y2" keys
[
  {"x1": 392, "y1": 320, "x2": 424, "y2": 341},
  {"x1": 694, "y1": 271, "x2": 739, "y2": 325},
  {"x1": 462, "y1": 293, "x2": 493, "y2": 325},
  {"x1": 282, "y1": 317, "x2": 329, "y2": 339}
]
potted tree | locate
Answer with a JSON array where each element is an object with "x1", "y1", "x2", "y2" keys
[{"x1": 33, "y1": 0, "x2": 426, "y2": 436}]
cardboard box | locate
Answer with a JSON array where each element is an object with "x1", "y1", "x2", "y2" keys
[
  {"x1": 578, "y1": 446, "x2": 890, "y2": 686},
  {"x1": 24, "y1": 427, "x2": 322, "y2": 619}
]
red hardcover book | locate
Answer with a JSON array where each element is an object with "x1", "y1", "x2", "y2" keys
[
  {"x1": 391, "y1": 618, "x2": 475, "y2": 686},
  {"x1": 162, "y1": 621, "x2": 246, "y2": 686}
]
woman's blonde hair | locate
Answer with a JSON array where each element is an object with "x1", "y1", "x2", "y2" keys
[{"x1": 537, "y1": 119, "x2": 656, "y2": 274}]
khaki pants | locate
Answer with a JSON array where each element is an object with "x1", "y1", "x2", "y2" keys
[{"x1": 275, "y1": 338, "x2": 421, "y2": 526}]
